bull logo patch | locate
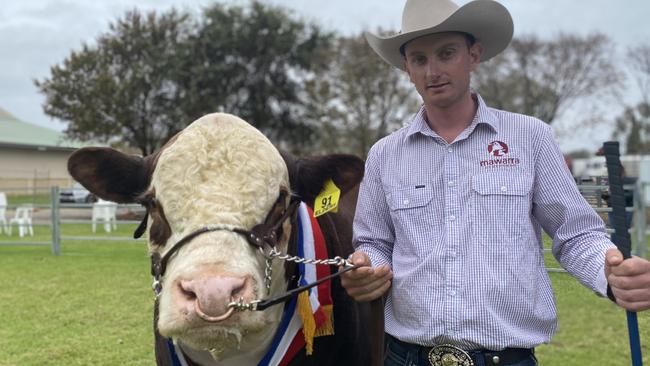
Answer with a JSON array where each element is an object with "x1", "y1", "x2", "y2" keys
[
  {"x1": 480, "y1": 140, "x2": 520, "y2": 167},
  {"x1": 487, "y1": 141, "x2": 508, "y2": 157}
]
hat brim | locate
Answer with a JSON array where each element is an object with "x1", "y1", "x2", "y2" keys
[{"x1": 365, "y1": 0, "x2": 513, "y2": 70}]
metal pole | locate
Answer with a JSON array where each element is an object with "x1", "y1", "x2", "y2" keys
[
  {"x1": 50, "y1": 186, "x2": 60, "y2": 255},
  {"x1": 634, "y1": 181, "x2": 647, "y2": 258},
  {"x1": 603, "y1": 141, "x2": 643, "y2": 366}
]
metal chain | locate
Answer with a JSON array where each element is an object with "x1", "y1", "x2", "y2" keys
[
  {"x1": 264, "y1": 256, "x2": 273, "y2": 294},
  {"x1": 271, "y1": 252, "x2": 352, "y2": 267},
  {"x1": 228, "y1": 246, "x2": 353, "y2": 312},
  {"x1": 228, "y1": 297, "x2": 261, "y2": 311}
]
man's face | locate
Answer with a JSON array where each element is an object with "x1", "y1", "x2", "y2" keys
[{"x1": 403, "y1": 32, "x2": 482, "y2": 109}]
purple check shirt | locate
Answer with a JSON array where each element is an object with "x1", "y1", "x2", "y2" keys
[{"x1": 353, "y1": 93, "x2": 615, "y2": 350}]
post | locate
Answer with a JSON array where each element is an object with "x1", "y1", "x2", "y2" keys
[
  {"x1": 634, "y1": 181, "x2": 647, "y2": 258},
  {"x1": 50, "y1": 186, "x2": 61, "y2": 255},
  {"x1": 603, "y1": 141, "x2": 643, "y2": 366}
]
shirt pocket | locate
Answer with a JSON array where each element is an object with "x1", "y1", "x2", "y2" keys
[
  {"x1": 386, "y1": 185, "x2": 438, "y2": 229},
  {"x1": 471, "y1": 171, "x2": 533, "y2": 247}
]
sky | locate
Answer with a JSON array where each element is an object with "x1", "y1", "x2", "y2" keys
[{"x1": 1, "y1": 0, "x2": 649, "y2": 153}]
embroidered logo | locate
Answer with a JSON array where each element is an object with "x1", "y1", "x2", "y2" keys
[
  {"x1": 480, "y1": 140, "x2": 520, "y2": 167},
  {"x1": 487, "y1": 140, "x2": 509, "y2": 157}
]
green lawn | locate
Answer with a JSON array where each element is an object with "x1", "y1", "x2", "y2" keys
[
  {"x1": 538, "y1": 235, "x2": 650, "y2": 365},
  {"x1": 3, "y1": 193, "x2": 52, "y2": 206},
  {"x1": 0, "y1": 244, "x2": 152, "y2": 365},
  {"x1": 0, "y1": 228, "x2": 649, "y2": 365}
]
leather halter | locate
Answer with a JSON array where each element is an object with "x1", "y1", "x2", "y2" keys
[{"x1": 137, "y1": 190, "x2": 358, "y2": 311}]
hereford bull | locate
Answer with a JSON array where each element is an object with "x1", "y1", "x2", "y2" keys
[{"x1": 68, "y1": 113, "x2": 382, "y2": 366}]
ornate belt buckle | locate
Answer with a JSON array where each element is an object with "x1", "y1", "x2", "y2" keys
[{"x1": 427, "y1": 344, "x2": 474, "y2": 366}]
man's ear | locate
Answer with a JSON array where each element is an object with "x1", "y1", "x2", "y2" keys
[
  {"x1": 281, "y1": 152, "x2": 364, "y2": 207},
  {"x1": 469, "y1": 43, "x2": 483, "y2": 71},
  {"x1": 67, "y1": 147, "x2": 157, "y2": 203}
]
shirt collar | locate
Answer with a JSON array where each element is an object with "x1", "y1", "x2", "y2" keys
[{"x1": 405, "y1": 93, "x2": 499, "y2": 140}]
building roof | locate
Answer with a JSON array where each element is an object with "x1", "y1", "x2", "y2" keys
[{"x1": 0, "y1": 107, "x2": 84, "y2": 151}]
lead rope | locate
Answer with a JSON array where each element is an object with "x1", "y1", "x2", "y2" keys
[{"x1": 228, "y1": 249, "x2": 356, "y2": 311}]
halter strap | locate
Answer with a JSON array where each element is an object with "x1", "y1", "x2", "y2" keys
[
  {"x1": 150, "y1": 191, "x2": 298, "y2": 282},
  {"x1": 144, "y1": 191, "x2": 355, "y2": 314}
]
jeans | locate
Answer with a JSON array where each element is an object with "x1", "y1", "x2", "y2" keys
[{"x1": 384, "y1": 335, "x2": 538, "y2": 366}]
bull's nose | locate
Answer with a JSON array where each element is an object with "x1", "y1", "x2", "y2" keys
[{"x1": 177, "y1": 276, "x2": 251, "y2": 321}]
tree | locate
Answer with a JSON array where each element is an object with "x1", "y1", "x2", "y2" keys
[
  {"x1": 175, "y1": 1, "x2": 334, "y2": 153},
  {"x1": 473, "y1": 33, "x2": 623, "y2": 125},
  {"x1": 628, "y1": 43, "x2": 650, "y2": 104},
  {"x1": 613, "y1": 102, "x2": 650, "y2": 154},
  {"x1": 36, "y1": 9, "x2": 191, "y2": 155},
  {"x1": 36, "y1": 2, "x2": 333, "y2": 154},
  {"x1": 304, "y1": 33, "x2": 420, "y2": 156},
  {"x1": 611, "y1": 43, "x2": 650, "y2": 153}
]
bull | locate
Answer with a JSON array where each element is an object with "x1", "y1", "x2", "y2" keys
[{"x1": 68, "y1": 113, "x2": 382, "y2": 366}]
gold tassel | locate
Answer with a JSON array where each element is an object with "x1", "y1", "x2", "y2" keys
[
  {"x1": 314, "y1": 304, "x2": 334, "y2": 337},
  {"x1": 297, "y1": 291, "x2": 316, "y2": 355}
]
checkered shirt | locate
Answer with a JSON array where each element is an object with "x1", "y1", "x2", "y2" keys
[{"x1": 353, "y1": 93, "x2": 615, "y2": 350}]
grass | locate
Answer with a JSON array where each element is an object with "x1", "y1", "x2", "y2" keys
[
  {"x1": 538, "y1": 235, "x2": 650, "y2": 365},
  {"x1": 537, "y1": 274, "x2": 650, "y2": 365},
  {"x1": 0, "y1": 222, "x2": 141, "y2": 244},
  {"x1": 0, "y1": 243, "x2": 152, "y2": 365},
  {"x1": 4, "y1": 193, "x2": 52, "y2": 206},
  {"x1": 0, "y1": 227, "x2": 649, "y2": 365}
]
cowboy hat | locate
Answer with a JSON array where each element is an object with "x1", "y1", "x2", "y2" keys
[{"x1": 365, "y1": 0, "x2": 513, "y2": 70}]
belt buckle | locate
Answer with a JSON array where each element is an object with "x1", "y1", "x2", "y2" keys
[{"x1": 427, "y1": 344, "x2": 474, "y2": 366}]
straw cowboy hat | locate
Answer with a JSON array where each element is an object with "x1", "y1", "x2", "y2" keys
[{"x1": 365, "y1": 0, "x2": 513, "y2": 70}]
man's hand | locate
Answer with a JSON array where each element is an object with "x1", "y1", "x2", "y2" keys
[
  {"x1": 605, "y1": 248, "x2": 650, "y2": 311},
  {"x1": 340, "y1": 251, "x2": 393, "y2": 302}
]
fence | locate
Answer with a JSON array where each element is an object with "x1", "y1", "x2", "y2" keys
[
  {"x1": 0, "y1": 187, "x2": 145, "y2": 254},
  {"x1": 0, "y1": 183, "x2": 648, "y2": 261}
]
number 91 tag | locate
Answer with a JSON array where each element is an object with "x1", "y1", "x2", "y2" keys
[{"x1": 313, "y1": 179, "x2": 341, "y2": 217}]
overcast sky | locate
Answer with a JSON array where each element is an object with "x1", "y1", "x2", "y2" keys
[{"x1": 2, "y1": 0, "x2": 649, "y2": 153}]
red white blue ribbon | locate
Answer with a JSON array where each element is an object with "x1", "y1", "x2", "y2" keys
[{"x1": 167, "y1": 202, "x2": 333, "y2": 366}]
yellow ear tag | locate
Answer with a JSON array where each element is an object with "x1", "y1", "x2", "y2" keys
[{"x1": 313, "y1": 179, "x2": 341, "y2": 217}]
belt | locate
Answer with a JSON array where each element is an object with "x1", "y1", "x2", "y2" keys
[{"x1": 387, "y1": 335, "x2": 534, "y2": 366}]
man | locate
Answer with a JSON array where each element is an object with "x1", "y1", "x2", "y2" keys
[{"x1": 340, "y1": 0, "x2": 650, "y2": 365}]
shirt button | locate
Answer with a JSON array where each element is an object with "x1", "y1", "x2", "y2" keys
[
  {"x1": 403, "y1": 199, "x2": 409, "y2": 205},
  {"x1": 500, "y1": 186, "x2": 507, "y2": 192},
  {"x1": 449, "y1": 290, "x2": 456, "y2": 296},
  {"x1": 449, "y1": 250, "x2": 456, "y2": 257},
  {"x1": 448, "y1": 180, "x2": 455, "y2": 187},
  {"x1": 447, "y1": 148, "x2": 453, "y2": 153},
  {"x1": 449, "y1": 215, "x2": 456, "y2": 221}
]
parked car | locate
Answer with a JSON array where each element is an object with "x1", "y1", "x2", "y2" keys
[{"x1": 59, "y1": 182, "x2": 97, "y2": 203}]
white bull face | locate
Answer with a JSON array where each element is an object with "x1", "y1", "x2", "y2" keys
[{"x1": 150, "y1": 114, "x2": 290, "y2": 355}]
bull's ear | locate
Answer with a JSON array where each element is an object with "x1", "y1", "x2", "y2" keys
[
  {"x1": 284, "y1": 152, "x2": 365, "y2": 205},
  {"x1": 67, "y1": 147, "x2": 154, "y2": 203}
]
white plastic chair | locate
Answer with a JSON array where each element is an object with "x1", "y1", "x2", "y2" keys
[
  {"x1": 0, "y1": 192, "x2": 7, "y2": 234},
  {"x1": 8, "y1": 205, "x2": 34, "y2": 237},
  {"x1": 92, "y1": 199, "x2": 117, "y2": 233}
]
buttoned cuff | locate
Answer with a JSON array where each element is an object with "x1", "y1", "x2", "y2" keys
[
  {"x1": 594, "y1": 264, "x2": 609, "y2": 297},
  {"x1": 596, "y1": 262, "x2": 616, "y2": 303},
  {"x1": 356, "y1": 243, "x2": 392, "y2": 269}
]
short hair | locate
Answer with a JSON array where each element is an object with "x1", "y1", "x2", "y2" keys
[{"x1": 399, "y1": 32, "x2": 476, "y2": 57}]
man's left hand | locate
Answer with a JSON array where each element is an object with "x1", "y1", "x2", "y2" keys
[{"x1": 605, "y1": 248, "x2": 650, "y2": 311}]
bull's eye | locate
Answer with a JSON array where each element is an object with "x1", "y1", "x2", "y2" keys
[
  {"x1": 148, "y1": 202, "x2": 172, "y2": 246},
  {"x1": 133, "y1": 192, "x2": 172, "y2": 246}
]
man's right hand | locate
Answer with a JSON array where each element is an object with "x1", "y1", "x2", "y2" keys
[{"x1": 340, "y1": 251, "x2": 393, "y2": 302}]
